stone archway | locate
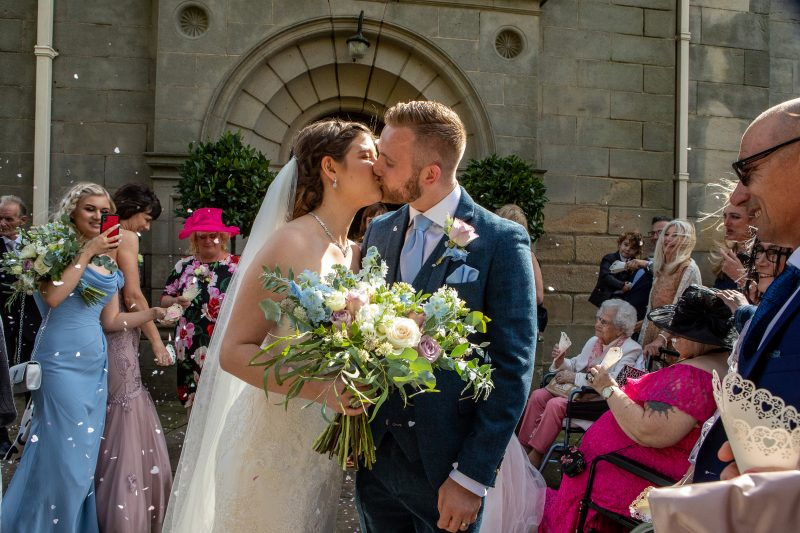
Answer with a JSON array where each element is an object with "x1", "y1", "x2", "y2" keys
[{"x1": 201, "y1": 16, "x2": 494, "y2": 165}]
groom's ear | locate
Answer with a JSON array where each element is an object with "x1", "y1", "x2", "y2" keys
[{"x1": 420, "y1": 163, "x2": 441, "y2": 185}]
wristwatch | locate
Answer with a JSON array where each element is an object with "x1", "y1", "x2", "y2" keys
[{"x1": 602, "y1": 385, "x2": 619, "y2": 399}]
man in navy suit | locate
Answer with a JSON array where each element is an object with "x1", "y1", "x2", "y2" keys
[
  {"x1": 693, "y1": 97, "x2": 800, "y2": 481},
  {"x1": 357, "y1": 101, "x2": 537, "y2": 532}
]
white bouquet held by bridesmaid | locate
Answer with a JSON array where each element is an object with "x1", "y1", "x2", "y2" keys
[{"x1": 254, "y1": 246, "x2": 494, "y2": 469}]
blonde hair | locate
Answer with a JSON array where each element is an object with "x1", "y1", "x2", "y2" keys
[
  {"x1": 653, "y1": 219, "x2": 697, "y2": 276},
  {"x1": 188, "y1": 232, "x2": 230, "y2": 256},
  {"x1": 384, "y1": 101, "x2": 466, "y2": 176},
  {"x1": 495, "y1": 204, "x2": 528, "y2": 232},
  {"x1": 53, "y1": 182, "x2": 115, "y2": 224}
]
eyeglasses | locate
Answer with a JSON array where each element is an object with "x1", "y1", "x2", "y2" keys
[
  {"x1": 595, "y1": 316, "x2": 612, "y2": 327},
  {"x1": 752, "y1": 243, "x2": 792, "y2": 264},
  {"x1": 731, "y1": 135, "x2": 800, "y2": 185}
]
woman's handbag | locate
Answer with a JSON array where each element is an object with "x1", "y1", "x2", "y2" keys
[
  {"x1": 9, "y1": 361, "x2": 41, "y2": 394},
  {"x1": 560, "y1": 446, "x2": 586, "y2": 477}
]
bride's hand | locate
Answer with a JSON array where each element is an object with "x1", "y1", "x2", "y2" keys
[{"x1": 324, "y1": 378, "x2": 367, "y2": 416}]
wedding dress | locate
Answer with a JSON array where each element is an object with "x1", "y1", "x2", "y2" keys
[{"x1": 163, "y1": 159, "x2": 341, "y2": 532}]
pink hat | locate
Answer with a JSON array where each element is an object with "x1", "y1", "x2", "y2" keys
[{"x1": 178, "y1": 208, "x2": 241, "y2": 240}]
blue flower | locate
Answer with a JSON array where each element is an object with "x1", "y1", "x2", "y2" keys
[{"x1": 442, "y1": 247, "x2": 468, "y2": 262}]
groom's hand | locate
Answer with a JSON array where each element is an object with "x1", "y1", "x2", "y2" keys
[
  {"x1": 322, "y1": 378, "x2": 366, "y2": 416},
  {"x1": 437, "y1": 477, "x2": 481, "y2": 532}
]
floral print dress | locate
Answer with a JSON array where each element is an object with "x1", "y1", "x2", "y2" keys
[{"x1": 162, "y1": 255, "x2": 239, "y2": 406}]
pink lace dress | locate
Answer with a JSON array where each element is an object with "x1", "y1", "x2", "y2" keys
[{"x1": 540, "y1": 364, "x2": 717, "y2": 533}]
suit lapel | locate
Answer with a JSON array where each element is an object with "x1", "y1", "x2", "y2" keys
[
  {"x1": 383, "y1": 207, "x2": 410, "y2": 285},
  {"x1": 739, "y1": 289, "x2": 800, "y2": 378},
  {"x1": 414, "y1": 188, "x2": 477, "y2": 293}
]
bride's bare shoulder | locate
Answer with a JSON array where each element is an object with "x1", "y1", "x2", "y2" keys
[{"x1": 251, "y1": 218, "x2": 314, "y2": 267}]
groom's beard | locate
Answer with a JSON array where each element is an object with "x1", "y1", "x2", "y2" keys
[{"x1": 381, "y1": 168, "x2": 423, "y2": 205}]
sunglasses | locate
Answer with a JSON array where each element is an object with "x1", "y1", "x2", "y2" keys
[{"x1": 732, "y1": 135, "x2": 800, "y2": 185}]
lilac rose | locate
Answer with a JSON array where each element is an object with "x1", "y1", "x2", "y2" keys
[
  {"x1": 416, "y1": 335, "x2": 441, "y2": 363},
  {"x1": 331, "y1": 309, "x2": 353, "y2": 331},
  {"x1": 346, "y1": 289, "x2": 369, "y2": 315}
]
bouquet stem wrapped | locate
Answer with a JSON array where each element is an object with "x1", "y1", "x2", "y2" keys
[{"x1": 252, "y1": 247, "x2": 493, "y2": 470}]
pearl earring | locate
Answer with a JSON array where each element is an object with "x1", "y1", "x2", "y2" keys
[{"x1": 333, "y1": 178, "x2": 338, "y2": 189}]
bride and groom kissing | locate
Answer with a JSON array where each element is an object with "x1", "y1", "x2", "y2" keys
[{"x1": 164, "y1": 101, "x2": 538, "y2": 532}]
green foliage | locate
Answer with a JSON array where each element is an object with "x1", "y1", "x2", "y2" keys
[
  {"x1": 175, "y1": 131, "x2": 276, "y2": 238},
  {"x1": 459, "y1": 154, "x2": 548, "y2": 242}
]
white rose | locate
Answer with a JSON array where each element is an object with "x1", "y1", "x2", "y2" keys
[
  {"x1": 324, "y1": 291, "x2": 347, "y2": 312},
  {"x1": 385, "y1": 317, "x2": 422, "y2": 349},
  {"x1": 19, "y1": 244, "x2": 37, "y2": 259},
  {"x1": 33, "y1": 254, "x2": 50, "y2": 276}
]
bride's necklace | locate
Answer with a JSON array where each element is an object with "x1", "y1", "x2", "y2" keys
[{"x1": 309, "y1": 212, "x2": 349, "y2": 257}]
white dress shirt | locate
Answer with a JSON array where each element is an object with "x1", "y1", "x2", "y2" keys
[{"x1": 405, "y1": 186, "x2": 461, "y2": 265}]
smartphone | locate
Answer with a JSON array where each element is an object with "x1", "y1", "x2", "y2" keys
[{"x1": 100, "y1": 213, "x2": 120, "y2": 238}]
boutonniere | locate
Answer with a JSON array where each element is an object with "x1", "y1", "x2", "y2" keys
[{"x1": 434, "y1": 215, "x2": 479, "y2": 266}]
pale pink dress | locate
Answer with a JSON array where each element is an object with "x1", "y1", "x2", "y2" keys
[
  {"x1": 540, "y1": 364, "x2": 717, "y2": 533},
  {"x1": 95, "y1": 316, "x2": 173, "y2": 532}
]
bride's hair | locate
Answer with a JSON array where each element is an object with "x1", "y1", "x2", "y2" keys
[{"x1": 291, "y1": 119, "x2": 372, "y2": 220}]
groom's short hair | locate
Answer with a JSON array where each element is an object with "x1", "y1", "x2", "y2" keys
[{"x1": 384, "y1": 101, "x2": 466, "y2": 176}]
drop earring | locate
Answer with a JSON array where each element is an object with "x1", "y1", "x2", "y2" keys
[{"x1": 333, "y1": 177, "x2": 338, "y2": 189}]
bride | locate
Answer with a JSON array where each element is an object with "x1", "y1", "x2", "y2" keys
[{"x1": 164, "y1": 119, "x2": 380, "y2": 532}]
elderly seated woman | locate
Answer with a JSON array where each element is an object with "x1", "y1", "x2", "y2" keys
[
  {"x1": 539, "y1": 285, "x2": 734, "y2": 533},
  {"x1": 518, "y1": 299, "x2": 643, "y2": 469}
]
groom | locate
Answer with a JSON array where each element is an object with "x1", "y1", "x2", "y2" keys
[{"x1": 358, "y1": 101, "x2": 537, "y2": 532}]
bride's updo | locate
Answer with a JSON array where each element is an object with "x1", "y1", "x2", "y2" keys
[{"x1": 291, "y1": 119, "x2": 373, "y2": 220}]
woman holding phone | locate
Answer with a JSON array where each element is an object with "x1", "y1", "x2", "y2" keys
[
  {"x1": 95, "y1": 184, "x2": 173, "y2": 533},
  {"x1": 1, "y1": 183, "x2": 171, "y2": 533}
]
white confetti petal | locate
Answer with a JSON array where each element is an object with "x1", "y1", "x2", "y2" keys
[
  {"x1": 30, "y1": 434, "x2": 38, "y2": 442},
  {"x1": 150, "y1": 466, "x2": 160, "y2": 474},
  {"x1": 76, "y1": 352, "x2": 80, "y2": 357},
  {"x1": 53, "y1": 519, "x2": 59, "y2": 524},
  {"x1": 73, "y1": 73, "x2": 79, "y2": 79},
  {"x1": 114, "y1": 147, "x2": 120, "y2": 154},
  {"x1": 87, "y1": 427, "x2": 95, "y2": 433}
]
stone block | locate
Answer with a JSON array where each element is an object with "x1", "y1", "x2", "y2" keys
[
  {"x1": 540, "y1": 144, "x2": 609, "y2": 177},
  {"x1": 687, "y1": 147, "x2": 738, "y2": 183},
  {"x1": 104, "y1": 155, "x2": 151, "y2": 188},
  {"x1": 771, "y1": 0, "x2": 800, "y2": 19},
  {"x1": 543, "y1": 27, "x2": 611, "y2": 61},
  {"x1": 0, "y1": 85, "x2": 34, "y2": 119},
  {"x1": 546, "y1": 264, "x2": 602, "y2": 293},
  {"x1": 579, "y1": 2, "x2": 643, "y2": 36},
  {"x1": 0, "y1": 52, "x2": 35, "y2": 87},
  {"x1": 578, "y1": 60, "x2": 642, "y2": 92},
  {"x1": 64, "y1": 0, "x2": 151, "y2": 27},
  {"x1": 240, "y1": 130, "x2": 280, "y2": 162},
  {"x1": 690, "y1": 116, "x2": 749, "y2": 151},
  {"x1": 771, "y1": 20, "x2": 800, "y2": 59},
  {"x1": 743, "y1": 50, "x2": 769, "y2": 88},
  {"x1": 644, "y1": 8, "x2": 674, "y2": 38},
  {"x1": 575, "y1": 176, "x2": 642, "y2": 207},
  {"x1": 308, "y1": 64, "x2": 339, "y2": 102},
  {"x1": 611, "y1": 34, "x2": 674, "y2": 67},
  {"x1": 539, "y1": 55, "x2": 578, "y2": 87},
  {"x1": 696, "y1": 83, "x2": 769, "y2": 120},
  {"x1": 52, "y1": 88, "x2": 107, "y2": 123},
  {"x1": 154, "y1": 118, "x2": 203, "y2": 154},
  {"x1": 399, "y1": 55, "x2": 437, "y2": 93},
  {"x1": 541, "y1": 0, "x2": 578, "y2": 27},
  {"x1": 285, "y1": 73, "x2": 319, "y2": 112},
  {"x1": 544, "y1": 204, "x2": 608, "y2": 234},
  {"x1": 478, "y1": 11, "x2": 539, "y2": 76},
  {"x1": 700, "y1": 9, "x2": 768, "y2": 51},
  {"x1": 611, "y1": 92, "x2": 673, "y2": 123},
  {"x1": 643, "y1": 65, "x2": 674, "y2": 94},
  {"x1": 421, "y1": 77, "x2": 459, "y2": 108},
  {"x1": 364, "y1": 68, "x2": 398, "y2": 107},
  {"x1": 688, "y1": 80, "x2": 697, "y2": 115},
  {"x1": 642, "y1": 179, "x2": 674, "y2": 210},
  {"x1": 503, "y1": 76, "x2": 537, "y2": 107},
  {"x1": 573, "y1": 295, "x2": 599, "y2": 325},
  {"x1": 372, "y1": 41, "x2": 410, "y2": 77},
  {"x1": 487, "y1": 105, "x2": 536, "y2": 137},
  {"x1": 226, "y1": 23, "x2": 273, "y2": 55},
  {"x1": 770, "y1": 58, "x2": 794, "y2": 94},
  {"x1": 0, "y1": 119, "x2": 32, "y2": 153},
  {"x1": 493, "y1": 136, "x2": 537, "y2": 159},
  {"x1": 226, "y1": 0, "x2": 273, "y2": 25},
  {"x1": 266, "y1": 88, "x2": 302, "y2": 126},
  {"x1": 577, "y1": 118, "x2": 642, "y2": 150},
  {"x1": 439, "y1": 7, "x2": 479, "y2": 39},
  {"x1": 62, "y1": 122, "x2": 147, "y2": 156},
  {"x1": 107, "y1": 24, "x2": 151, "y2": 59},
  {"x1": 542, "y1": 174, "x2": 576, "y2": 204},
  {"x1": 576, "y1": 235, "x2": 622, "y2": 264},
  {"x1": 538, "y1": 116, "x2": 576, "y2": 146},
  {"x1": 542, "y1": 293, "x2": 573, "y2": 325},
  {"x1": 542, "y1": 86, "x2": 609, "y2": 118},
  {"x1": 690, "y1": 44, "x2": 744, "y2": 84},
  {"x1": 54, "y1": 56, "x2": 150, "y2": 91},
  {"x1": 156, "y1": 85, "x2": 213, "y2": 121},
  {"x1": 433, "y1": 37, "x2": 479, "y2": 72},
  {"x1": 690, "y1": 0, "x2": 749, "y2": 9},
  {"x1": 106, "y1": 90, "x2": 154, "y2": 124},
  {"x1": 643, "y1": 123, "x2": 673, "y2": 151},
  {"x1": 535, "y1": 233, "x2": 576, "y2": 263},
  {"x1": 383, "y1": 2, "x2": 439, "y2": 38},
  {"x1": 466, "y1": 71, "x2": 503, "y2": 106},
  {"x1": 156, "y1": 53, "x2": 197, "y2": 88},
  {"x1": 50, "y1": 153, "x2": 105, "y2": 185},
  {"x1": 608, "y1": 207, "x2": 664, "y2": 235},
  {"x1": 0, "y1": 2, "x2": 36, "y2": 19},
  {"x1": 612, "y1": 0, "x2": 673, "y2": 11},
  {"x1": 268, "y1": 46, "x2": 309, "y2": 85},
  {"x1": 0, "y1": 18, "x2": 23, "y2": 52},
  {"x1": 610, "y1": 149, "x2": 673, "y2": 180}
]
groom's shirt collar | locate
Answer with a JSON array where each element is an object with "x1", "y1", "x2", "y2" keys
[{"x1": 407, "y1": 185, "x2": 461, "y2": 229}]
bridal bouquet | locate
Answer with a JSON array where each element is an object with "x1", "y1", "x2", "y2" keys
[
  {"x1": 0, "y1": 216, "x2": 116, "y2": 307},
  {"x1": 254, "y1": 246, "x2": 493, "y2": 470}
]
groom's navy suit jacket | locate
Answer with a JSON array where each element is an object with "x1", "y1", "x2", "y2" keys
[
  {"x1": 361, "y1": 189, "x2": 537, "y2": 489},
  {"x1": 693, "y1": 280, "x2": 800, "y2": 481}
]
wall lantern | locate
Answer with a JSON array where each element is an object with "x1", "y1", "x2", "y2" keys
[{"x1": 346, "y1": 11, "x2": 371, "y2": 62}]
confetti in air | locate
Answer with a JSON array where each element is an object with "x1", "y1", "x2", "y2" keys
[
  {"x1": 31, "y1": 434, "x2": 38, "y2": 442},
  {"x1": 73, "y1": 73, "x2": 79, "y2": 79},
  {"x1": 114, "y1": 147, "x2": 120, "y2": 154}
]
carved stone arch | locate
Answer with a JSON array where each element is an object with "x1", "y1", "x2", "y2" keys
[{"x1": 202, "y1": 16, "x2": 494, "y2": 165}]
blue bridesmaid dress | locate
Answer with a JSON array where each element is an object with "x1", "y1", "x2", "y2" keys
[{"x1": 2, "y1": 267, "x2": 123, "y2": 532}]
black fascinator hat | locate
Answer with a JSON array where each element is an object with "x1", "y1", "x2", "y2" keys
[{"x1": 647, "y1": 285, "x2": 736, "y2": 349}]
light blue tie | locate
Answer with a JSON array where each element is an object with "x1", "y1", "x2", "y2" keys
[{"x1": 400, "y1": 214, "x2": 433, "y2": 283}]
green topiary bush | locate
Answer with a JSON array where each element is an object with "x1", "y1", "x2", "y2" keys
[
  {"x1": 175, "y1": 131, "x2": 276, "y2": 240},
  {"x1": 459, "y1": 154, "x2": 548, "y2": 242}
]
